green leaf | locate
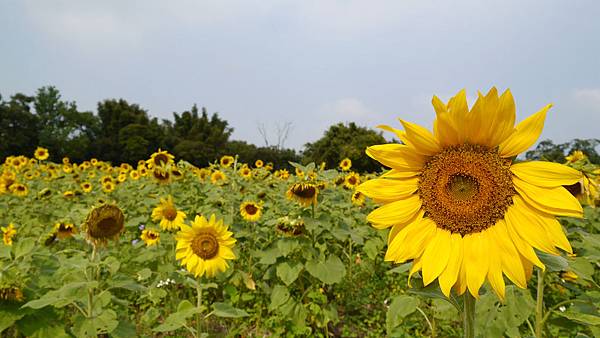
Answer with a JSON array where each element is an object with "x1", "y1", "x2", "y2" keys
[
  {"x1": 110, "y1": 320, "x2": 137, "y2": 338},
  {"x1": 136, "y1": 268, "x2": 152, "y2": 281},
  {"x1": 558, "y1": 311, "x2": 600, "y2": 325},
  {"x1": 257, "y1": 247, "x2": 282, "y2": 265},
  {"x1": 386, "y1": 295, "x2": 418, "y2": 332},
  {"x1": 269, "y1": 285, "x2": 290, "y2": 312},
  {"x1": 153, "y1": 300, "x2": 199, "y2": 332},
  {"x1": 305, "y1": 255, "x2": 346, "y2": 284},
  {"x1": 363, "y1": 237, "x2": 384, "y2": 260},
  {"x1": 0, "y1": 244, "x2": 11, "y2": 259},
  {"x1": 212, "y1": 302, "x2": 250, "y2": 318},
  {"x1": 14, "y1": 238, "x2": 35, "y2": 258},
  {"x1": 276, "y1": 262, "x2": 303, "y2": 286},
  {"x1": 537, "y1": 251, "x2": 569, "y2": 272}
]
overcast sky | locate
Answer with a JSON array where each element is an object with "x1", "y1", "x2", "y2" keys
[{"x1": 1, "y1": 0, "x2": 599, "y2": 150}]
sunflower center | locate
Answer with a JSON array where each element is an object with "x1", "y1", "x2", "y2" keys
[
  {"x1": 245, "y1": 204, "x2": 258, "y2": 215},
  {"x1": 191, "y1": 232, "x2": 219, "y2": 259},
  {"x1": 348, "y1": 177, "x2": 357, "y2": 185},
  {"x1": 154, "y1": 154, "x2": 169, "y2": 166},
  {"x1": 163, "y1": 206, "x2": 178, "y2": 221},
  {"x1": 91, "y1": 217, "x2": 122, "y2": 238},
  {"x1": 292, "y1": 184, "x2": 317, "y2": 198},
  {"x1": 418, "y1": 145, "x2": 515, "y2": 236}
]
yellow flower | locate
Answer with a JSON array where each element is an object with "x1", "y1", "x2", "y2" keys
[
  {"x1": 339, "y1": 158, "x2": 352, "y2": 171},
  {"x1": 62, "y1": 157, "x2": 70, "y2": 164},
  {"x1": 141, "y1": 229, "x2": 160, "y2": 246},
  {"x1": 81, "y1": 182, "x2": 93, "y2": 193},
  {"x1": 151, "y1": 196, "x2": 186, "y2": 231},
  {"x1": 255, "y1": 159, "x2": 264, "y2": 168},
  {"x1": 63, "y1": 190, "x2": 75, "y2": 198},
  {"x1": 358, "y1": 88, "x2": 583, "y2": 300},
  {"x1": 560, "y1": 270, "x2": 578, "y2": 283},
  {"x1": 351, "y1": 191, "x2": 366, "y2": 207},
  {"x1": 175, "y1": 214, "x2": 236, "y2": 278},
  {"x1": 565, "y1": 150, "x2": 586, "y2": 164},
  {"x1": 129, "y1": 170, "x2": 140, "y2": 180},
  {"x1": 286, "y1": 183, "x2": 319, "y2": 207},
  {"x1": 240, "y1": 201, "x2": 262, "y2": 222},
  {"x1": 239, "y1": 167, "x2": 252, "y2": 179},
  {"x1": 117, "y1": 173, "x2": 127, "y2": 183},
  {"x1": 2, "y1": 224, "x2": 17, "y2": 246},
  {"x1": 34, "y1": 147, "x2": 49, "y2": 160},
  {"x1": 275, "y1": 169, "x2": 290, "y2": 179},
  {"x1": 102, "y1": 181, "x2": 115, "y2": 193},
  {"x1": 10, "y1": 183, "x2": 28, "y2": 197},
  {"x1": 220, "y1": 155, "x2": 234, "y2": 168},
  {"x1": 54, "y1": 222, "x2": 77, "y2": 239},
  {"x1": 344, "y1": 172, "x2": 361, "y2": 189},
  {"x1": 211, "y1": 170, "x2": 227, "y2": 184},
  {"x1": 147, "y1": 149, "x2": 175, "y2": 170},
  {"x1": 151, "y1": 168, "x2": 171, "y2": 184}
]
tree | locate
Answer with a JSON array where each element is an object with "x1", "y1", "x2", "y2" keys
[
  {"x1": 302, "y1": 122, "x2": 388, "y2": 172},
  {"x1": 525, "y1": 139, "x2": 600, "y2": 164},
  {"x1": 0, "y1": 93, "x2": 39, "y2": 159}
]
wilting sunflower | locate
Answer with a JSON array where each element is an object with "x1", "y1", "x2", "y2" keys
[
  {"x1": 220, "y1": 155, "x2": 235, "y2": 168},
  {"x1": 358, "y1": 88, "x2": 583, "y2": 300},
  {"x1": 10, "y1": 183, "x2": 28, "y2": 197},
  {"x1": 152, "y1": 168, "x2": 171, "y2": 184},
  {"x1": 286, "y1": 183, "x2": 319, "y2": 207},
  {"x1": 83, "y1": 204, "x2": 125, "y2": 246},
  {"x1": 211, "y1": 170, "x2": 227, "y2": 185},
  {"x1": 141, "y1": 229, "x2": 160, "y2": 246},
  {"x1": 339, "y1": 158, "x2": 352, "y2": 171},
  {"x1": 175, "y1": 214, "x2": 236, "y2": 278},
  {"x1": 81, "y1": 182, "x2": 93, "y2": 193},
  {"x1": 255, "y1": 159, "x2": 264, "y2": 168},
  {"x1": 351, "y1": 191, "x2": 366, "y2": 207},
  {"x1": 2, "y1": 224, "x2": 17, "y2": 246},
  {"x1": 34, "y1": 147, "x2": 49, "y2": 160},
  {"x1": 147, "y1": 149, "x2": 175, "y2": 170},
  {"x1": 54, "y1": 222, "x2": 77, "y2": 239},
  {"x1": 344, "y1": 172, "x2": 361, "y2": 189},
  {"x1": 151, "y1": 196, "x2": 186, "y2": 231},
  {"x1": 240, "y1": 201, "x2": 262, "y2": 222}
]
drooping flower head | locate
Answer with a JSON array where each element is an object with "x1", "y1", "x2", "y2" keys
[
  {"x1": 358, "y1": 88, "x2": 583, "y2": 300},
  {"x1": 83, "y1": 204, "x2": 125, "y2": 246},
  {"x1": 146, "y1": 149, "x2": 175, "y2": 170},
  {"x1": 286, "y1": 183, "x2": 319, "y2": 207},
  {"x1": 175, "y1": 214, "x2": 236, "y2": 278}
]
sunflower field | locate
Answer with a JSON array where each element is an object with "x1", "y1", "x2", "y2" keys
[{"x1": 1, "y1": 90, "x2": 600, "y2": 338}]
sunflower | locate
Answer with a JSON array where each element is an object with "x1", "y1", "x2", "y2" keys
[
  {"x1": 34, "y1": 147, "x2": 49, "y2": 160},
  {"x1": 151, "y1": 196, "x2": 186, "y2": 231},
  {"x1": 62, "y1": 157, "x2": 70, "y2": 164},
  {"x1": 54, "y1": 222, "x2": 77, "y2": 239},
  {"x1": 147, "y1": 149, "x2": 175, "y2": 170},
  {"x1": 0, "y1": 285, "x2": 24, "y2": 302},
  {"x1": 2, "y1": 224, "x2": 17, "y2": 246},
  {"x1": 357, "y1": 88, "x2": 583, "y2": 300},
  {"x1": 141, "y1": 229, "x2": 160, "y2": 246},
  {"x1": 275, "y1": 169, "x2": 290, "y2": 179},
  {"x1": 211, "y1": 170, "x2": 227, "y2": 185},
  {"x1": 339, "y1": 158, "x2": 352, "y2": 171},
  {"x1": 171, "y1": 167, "x2": 184, "y2": 180},
  {"x1": 565, "y1": 150, "x2": 586, "y2": 164},
  {"x1": 102, "y1": 181, "x2": 115, "y2": 193},
  {"x1": 239, "y1": 167, "x2": 252, "y2": 179},
  {"x1": 220, "y1": 155, "x2": 234, "y2": 168},
  {"x1": 286, "y1": 183, "x2": 319, "y2": 207},
  {"x1": 10, "y1": 183, "x2": 28, "y2": 197},
  {"x1": 63, "y1": 190, "x2": 75, "y2": 198},
  {"x1": 83, "y1": 204, "x2": 125, "y2": 246},
  {"x1": 344, "y1": 172, "x2": 361, "y2": 189},
  {"x1": 129, "y1": 170, "x2": 140, "y2": 180},
  {"x1": 255, "y1": 159, "x2": 264, "y2": 168},
  {"x1": 175, "y1": 214, "x2": 236, "y2": 278},
  {"x1": 240, "y1": 201, "x2": 262, "y2": 222},
  {"x1": 351, "y1": 191, "x2": 366, "y2": 207},
  {"x1": 196, "y1": 168, "x2": 211, "y2": 181},
  {"x1": 117, "y1": 173, "x2": 127, "y2": 183},
  {"x1": 80, "y1": 182, "x2": 92, "y2": 193}
]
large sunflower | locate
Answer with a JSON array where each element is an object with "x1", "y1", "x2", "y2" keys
[
  {"x1": 358, "y1": 88, "x2": 583, "y2": 300},
  {"x1": 175, "y1": 214, "x2": 236, "y2": 278},
  {"x1": 151, "y1": 196, "x2": 186, "y2": 231}
]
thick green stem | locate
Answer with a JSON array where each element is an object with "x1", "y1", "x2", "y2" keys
[
  {"x1": 463, "y1": 293, "x2": 476, "y2": 338},
  {"x1": 87, "y1": 245, "x2": 98, "y2": 318},
  {"x1": 535, "y1": 269, "x2": 546, "y2": 338},
  {"x1": 196, "y1": 279, "x2": 203, "y2": 337}
]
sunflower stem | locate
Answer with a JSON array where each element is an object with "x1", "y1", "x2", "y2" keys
[
  {"x1": 463, "y1": 292, "x2": 476, "y2": 338},
  {"x1": 535, "y1": 268, "x2": 546, "y2": 338},
  {"x1": 87, "y1": 244, "x2": 98, "y2": 318},
  {"x1": 196, "y1": 278, "x2": 204, "y2": 337}
]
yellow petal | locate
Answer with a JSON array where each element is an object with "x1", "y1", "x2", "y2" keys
[
  {"x1": 421, "y1": 228, "x2": 452, "y2": 286},
  {"x1": 387, "y1": 209, "x2": 425, "y2": 245},
  {"x1": 446, "y1": 89, "x2": 469, "y2": 144},
  {"x1": 488, "y1": 89, "x2": 517, "y2": 147},
  {"x1": 491, "y1": 220, "x2": 527, "y2": 289},
  {"x1": 367, "y1": 195, "x2": 422, "y2": 229},
  {"x1": 399, "y1": 120, "x2": 441, "y2": 156},
  {"x1": 537, "y1": 213, "x2": 572, "y2": 254},
  {"x1": 366, "y1": 144, "x2": 426, "y2": 171},
  {"x1": 376, "y1": 124, "x2": 409, "y2": 144},
  {"x1": 499, "y1": 104, "x2": 551, "y2": 158},
  {"x1": 504, "y1": 210, "x2": 545, "y2": 270},
  {"x1": 454, "y1": 256, "x2": 468, "y2": 296},
  {"x1": 438, "y1": 233, "x2": 463, "y2": 297},
  {"x1": 511, "y1": 161, "x2": 582, "y2": 187},
  {"x1": 464, "y1": 231, "x2": 490, "y2": 298},
  {"x1": 505, "y1": 197, "x2": 560, "y2": 255},
  {"x1": 431, "y1": 95, "x2": 448, "y2": 115},
  {"x1": 387, "y1": 217, "x2": 436, "y2": 263},
  {"x1": 381, "y1": 169, "x2": 420, "y2": 179},
  {"x1": 486, "y1": 240, "x2": 506, "y2": 301},
  {"x1": 513, "y1": 177, "x2": 583, "y2": 218},
  {"x1": 408, "y1": 257, "x2": 422, "y2": 287},
  {"x1": 357, "y1": 177, "x2": 419, "y2": 203}
]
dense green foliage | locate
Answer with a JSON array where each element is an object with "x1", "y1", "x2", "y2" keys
[{"x1": 526, "y1": 139, "x2": 600, "y2": 164}]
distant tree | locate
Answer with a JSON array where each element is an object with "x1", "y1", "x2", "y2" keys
[
  {"x1": 224, "y1": 140, "x2": 300, "y2": 168},
  {"x1": 302, "y1": 122, "x2": 388, "y2": 172},
  {"x1": 525, "y1": 138, "x2": 600, "y2": 164},
  {"x1": 0, "y1": 93, "x2": 39, "y2": 159}
]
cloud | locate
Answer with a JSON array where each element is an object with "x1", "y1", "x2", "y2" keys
[{"x1": 572, "y1": 88, "x2": 600, "y2": 110}]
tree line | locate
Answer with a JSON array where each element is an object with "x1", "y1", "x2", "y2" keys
[{"x1": 0, "y1": 86, "x2": 390, "y2": 172}]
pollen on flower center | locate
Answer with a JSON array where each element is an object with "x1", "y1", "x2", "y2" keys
[
  {"x1": 191, "y1": 232, "x2": 220, "y2": 259},
  {"x1": 419, "y1": 144, "x2": 515, "y2": 236},
  {"x1": 245, "y1": 204, "x2": 258, "y2": 215}
]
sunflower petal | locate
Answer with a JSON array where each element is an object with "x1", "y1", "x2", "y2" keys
[
  {"x1": 513, "y1": 177, "x2": 583, "y2": 218},
  {"x1": 486, "y1": 240, "x2": 506, "y2": 301},
  {"x1": 504, "y1": 211, "x2": 545, "y2": 269},
  {"x1": 505, "y1": 197, "x2": 560, "y2": 255},
  {"x1": 499, "y1": 104, "x2": 551, "y2": 157},
  {"x1": 511, "y1": 161, "x2": 582, "y2": 187},
  {"x1": 357, "y1": 177, "x2": 419, "y2": 202},
  {"x1": 367, "y1": 195, "x2": 422, "y2": 229},
  {"x1": 438, "y1": 233, "x2": 463, "y2": 297},
  {"x1": 366, "y1": 144, "x2": 426, "y2": 171},
  {"x1": 464, "y1": 231, "x2": 490, "y2": 298},
  {"x1": 376, "y1": 124, "x2": 408, "y2": 144},
  {"x1": 491, "y1": 221, "x2": 527, "y2": 289},
  {"x1": 387, "y1": 210, "x2": 425, "y2": 245},
  {"x1": 421, "y1": 228, "x2": 452, "y2": 286},
  {"x1": 408, "y1": 257, "x2": 422, "y2": 287},
  {"x1": 387, "y1": 217, "x2": 436, "y2": 263},
  {"x1": 399, "y1": 120, "x2": 441, "y2": 156}
]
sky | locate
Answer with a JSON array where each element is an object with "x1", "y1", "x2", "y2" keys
[{"x1": 1, "y1": 0, "x2": 599, "y2": 150}]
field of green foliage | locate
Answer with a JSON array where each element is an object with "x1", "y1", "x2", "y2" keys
[{"x1": 0, "y1": 151, "x2": 599, "y2": 337}]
